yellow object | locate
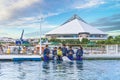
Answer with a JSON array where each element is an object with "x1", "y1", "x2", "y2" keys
[
  {"x1": 7, "y1": 48, "x2": 11, "y2": 54},
  {"x1": 57, "y1": 49, "x2": 62, "y2": 56}
]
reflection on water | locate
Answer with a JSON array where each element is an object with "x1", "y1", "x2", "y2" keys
[
  {"x1": 0, "y1": 60, "x2": 120, "y2": 80},
  {"x1": 41, "y1": 60, "x2": 83, "y2": 80},
  {"x1": 42, "y1": 61, "x2": 50, "y2": 69},
  {"x1": 76, "y1": 61, "x2": 83, "y2": 70},
  {"x1": 17, "y1": 63, "x2": 26, "y2": 80}
]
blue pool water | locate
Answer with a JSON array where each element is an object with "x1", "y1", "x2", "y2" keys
[{"x1": 0, "y1": 60, "x2": 120, "y2": 80}]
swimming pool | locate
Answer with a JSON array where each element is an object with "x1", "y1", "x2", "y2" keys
[{"x1": 0, "y1": 60, "x2": 120, "y2": 80}]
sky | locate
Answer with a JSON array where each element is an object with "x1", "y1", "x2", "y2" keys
[{"x1": 0, "y1": 0, "x2": 120, "y2": 39}]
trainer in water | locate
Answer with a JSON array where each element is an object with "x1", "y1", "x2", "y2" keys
[
  {"x1": 76, "y1": 45, "x2": 83, "y2": 60},
  {"x1": 43, "y1": 45, "x2": 50, "y2": 61},
  {"x1": 62, "y1": 44, "x2": 68, "y2": 56},
  {"x1": 52, "y1": 47, "x2": 57, "y2": 60},
  {"x1": 67, "y1": 46, "x2": 74, "y2": 60},
  {"x1": 43, "y1": 44, "x2": 84, "y2": 61},
  {"x1": 57, "y1": 47, "x2": 63, "y2": 61}
]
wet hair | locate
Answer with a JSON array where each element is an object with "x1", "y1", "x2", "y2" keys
[
  {"x1": 58, "y1": 47, "x2": 61, "y2": 50},
  {"x1": 54, "y1": 47, "x2": 57, "y2": 49},
  {"x1": 69, "y1": 46, "x2": 72, "y2": 48},
  {"x1": 80, "y1": 45, "x2": 83, "y2": 50},
  {"x1": 63, "y1": 44, "x2": 66, "y2": 46},
  {"x1": 45, "y1": 45, "x2": 48, "y2": 47}
]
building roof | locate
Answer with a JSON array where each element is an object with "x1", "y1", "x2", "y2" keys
[{"x1": 46, "y1": 15, "x2": 106, "y2": 35}]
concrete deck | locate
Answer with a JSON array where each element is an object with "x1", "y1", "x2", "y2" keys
[
  {"x1": 83, "y1": 54, "x2": 120, "y2": 60},
  {"x1": 0, "y1": 54, "x2": 120, "y2": 61}
]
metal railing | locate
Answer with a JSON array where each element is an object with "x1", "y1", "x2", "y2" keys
[{"x1": 0, "y1": 44, "x2": 120, "y2": 55}]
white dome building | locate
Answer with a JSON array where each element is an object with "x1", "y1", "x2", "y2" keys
[{"x1": 45, "y1": 14, "x2": 107, "y2": 41}]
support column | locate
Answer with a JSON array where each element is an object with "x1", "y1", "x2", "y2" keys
[
  {"x1": 106, "y1": 45, "x2": 108, "y2": 54},
  {"x1": 116, "y1": 44, "x2": 118, "y2": 54}
]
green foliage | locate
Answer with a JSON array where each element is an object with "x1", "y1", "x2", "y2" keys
[
  {"x1": 105, "y1": 39, "x2": 115, "y2": 44},
  {"x1": 114, "y1": 35, "x2": 120, "y2": 43},
  {"x1": 48, "y1": 35, "x2": 120, "y2": 45},
  {"x1": 61, "y1": 39, "x2": 80, "y2": 44},
  {"x1": 96, "y1": 35, "x2": 120, "y2": 44},
  {"x1": 108, "y1": 36, "x2": 113, "y2": 40},
  {"x1": 49, "y1": 39, "x2": 80, "y2": 44},
  {"x1": 81, "y1": 38, "x2": 90, "y2": 44},
  {"x1": 96, "y1": 40, "x2": 105, "y2": 44},
  {"x1": 49, "y1": 39, "x2": 61, "y2": 43}
]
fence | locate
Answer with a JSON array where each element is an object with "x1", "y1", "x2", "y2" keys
[
  {"x1": 0, "y1": 44, "x2": 120, "y2": 55},
  {"x1": 106, "y1": 45, "x2": 120, "y2": 54},
  {"x1": 69, "y1": 44, "x2": 120, "y2": 54}
]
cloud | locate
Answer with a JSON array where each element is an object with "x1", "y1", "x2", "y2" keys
[
  {"x1": 0, "y1": 14, "x2": 58, "y2": 38},
  {"x1": 0, "y1": 10, "x2": 60, "y2": 38},
  {"x1": 0, "y1": 0, "x2": 119, "y2": 38},
  {"x1": 0, "y1": 30, "x2": 18, "y2": 38},
  {"x1": 74, "y1": 0, "x2": 105, "y2": 9},
  {"x1": 0, "y1": 0, "x2": 41, "y2": 21},
  {"x1": 0, "y1": 0, "x2": 106, "y2": 21},
  {"x1": 91, "y1": 14, "x2": 120, "y2": 31},
  {"x1": 24, "y1": 24, "x2": 57, "y2": 38},
  {"x1": 107, "y1": 30, "x2": 120, "y2": 36},
  {"x1": 0, "y1": 15, "x2": 57, "y2": 38},
  {"x1": 0, "y1": 12, "x2": 60, "y2": 28}
]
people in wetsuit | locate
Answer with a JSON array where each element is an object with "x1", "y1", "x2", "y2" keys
[
  {"x1": 57, "y1": 47, "x2": 63, "y2": 61},
  {"x1": 67, "y1": 46, "x2": 74, "y2": 60},
  {"x1": 0, "y1": 45, "x2": 3, "y2": 54},
  {"x1": 52, "y1": 47, "x2": 57, "y2": 60},
  {"x1": 76, "y1": 45, "x2": 83, "y2": 60},
  {"x1": 43, "y1": 45, "x2": 50, "y2": 61},
  {"x1": 62, "y1": 44, "x2": 68, "y2": 56}
]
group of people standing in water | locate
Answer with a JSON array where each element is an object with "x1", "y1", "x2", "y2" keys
[{"x1": 43, "y1": 44, "x2": 83, "y2": 61}]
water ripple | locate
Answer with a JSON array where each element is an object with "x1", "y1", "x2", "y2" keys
[{"x1": 0, "y1": 60, "x2": 120, "y2": 80}]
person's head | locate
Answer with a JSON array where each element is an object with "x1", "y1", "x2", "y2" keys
[
  {"x1": 63, "y1": 44, "x2": 66, "y2": 48},
  {"x1": 79, "y1": 45, "x2": 83, "y2": 50},
  {"x1": 58, "y1": 47, "x2": 62, "y2": 50},
  {"x1": 54, "y1": 47, "x2": 57, "y2": 50},
  {"x1": 69, "y1": 46, "x2": 72, "y2": 50},
  {"x1": 45, "y1": 45, "x2": 48, "y2": 48}
]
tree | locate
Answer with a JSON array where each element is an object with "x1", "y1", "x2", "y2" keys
[
  {"x1": 48, "y1": 39, "x2": 81, "y2": 44},
  {"x1": 114, "y1": 35, "x2": 120, "y2": 44},
  {"x1": 49, "y1": 39, "x2": 61, "y2": 43},
  {"x1": 108, "y1": 36, "x2": 113, "y2": 40},
  {"x1": 81, "y1": 38, "x2": 90, "y2": 44},
  {"x1": 96, "y1": 40, "x2": 105, "y2": 44}
]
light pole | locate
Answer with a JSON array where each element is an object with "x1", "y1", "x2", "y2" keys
[{"x1": 39, "y1": 18, "x2": 42, "y2": 55}]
